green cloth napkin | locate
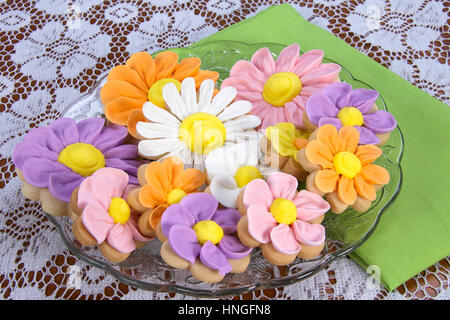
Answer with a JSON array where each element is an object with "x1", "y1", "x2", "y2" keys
[{"x1": 195, "y1": 4, "x2": 450, "y2": 291}]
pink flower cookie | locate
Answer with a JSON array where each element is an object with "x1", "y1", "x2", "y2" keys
[
  {"x1": 221, "y1": 43, "x2": 341, "y2": 129},
  {"x1": 70, "y1": 167, "x2": 152, "y2": 263},
  {"x1": 236, "y1": 172, "x2": 330, "y2": 265}
]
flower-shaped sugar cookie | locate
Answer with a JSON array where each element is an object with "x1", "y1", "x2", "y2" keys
[
  {"x1": 126, "y1": 156, "x2": 206, "y2": 240},
  {"x1": 296, "y1": 124, "x2": 390, "y2": 213},
  {"x1": 221, "y1": 43, "x2": 341, "y2": 128},
  {"x1": 13, "y1": 118, "x2": 142, "y2": 216},
  {"x1": 100, "y1": 51, "x2": 219, "y2": 138},
  {"x1": 260, "y1": 122, "x2": 310, "y2": 181},
  {"x1": 70, "y1": 168, "x2": 152, "y2": 263},
  {"x1": 136, "y1": 77, "x2": 261, "y2": 168},
  {"x1": 304, "y1": 82, "x2": 397, "y2": 145},
  {"x1": 159, "y1": 193, "x2": 252, "y2": 283},
  {"x1": 236, "y1": 172, "x2": 330, "y2": 265},
  {"x1": 205, "y1": 140, "x2": 273, "y2": 209}
]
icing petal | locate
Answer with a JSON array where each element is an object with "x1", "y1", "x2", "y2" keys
[
  {"x1": 293, "y1": 49, "x2": 324, "y2": 78},
  {"x1": 355, "y1": 144, "x2": 383, "y2": 165},
  {"x1": 354, "y1": 174, "x2": 376, "y2": 201},
  {"x1": 143, "y1": 159, "x2": 173, "y2": 194},
  {"x1": 107, "y1": 223, "x2": 136, "y2": 253},
  {"x1": 139, "y1": 183, "x2": 167, "y2": 208},
  {"x1": 179, "y1": 193, "x2": 218, "y2": 223},
  {"x1": 229, "y1": 60, "x2": 267, "y2": 84},
  {"x1": 260, "y1": 107, "x2": 287, "y2": 129},
  {"x1": 338, "y1": 126, "x2": 360, "y2": 153},
  {"x1": 246, "y1": 205, "x2": 277, "y2": 244},
  {"x1": 314, "y1": 169, "x2": 339, "y2": 193},
  {"x1": 192, "y1": 70, "x2": 219, "y2": 89},
  {"x1": 250, "y1": 47, "x2": 276, "y2": 77},
  {"x1": 360, "y1": 164, "x2": 390, "y2": 185},
  {"x1": 23, "y1": 127, "x2": 64, "y2": 153},
  {"x1": 161, "y1": 203, "x2": 196, "y2": 237},
  {"x1": 163, "y1": 81, "x2": 189, "y2": 120},
  {"x1": 292, "y1": 219, "x2": 325, "y2": 247},
  {"x1": 337, "y1": 176, "x2": 357, "y2": 205},
  {"x1": 93, "y1": 124, "x2": 128, "y2": 152},
  {"x1": 217, "y1": 100, "x2": 252, "y2": 122},
  {"x1": 199, "y1": 241, "x2": 232, "y2": 276},
  {"x1": 172, "y1": 168, "x2": 206, "y2": 193},
  {"x1": 243, "y1": 178, "x2": 273, "y2": 211},
  {"x1": 218, "y1": 234, "x2": 252, "y2": 260},
  {"x1": 275, "y1": 43, "x2": 299, "y2": 72},
  {"x1": 171, "y1": 57, "x2": 201, "y2": 81},
  {"x1": 267, "y1": 172, "x2": 298, "y2": 200},
  {"x1": 300, "y1": 63, "x2": 341, "y2": 86},
  {"x1": 154, "y1": 51, "x2": 178, "y2": 80},
  {"x1": 12, "y1": 141, "x2": 58, "y2": 170},
  {"x1": 211, "y1": 208, "x2": 241, "y2": 234},
  {"x1": 348, "y1": 88, "x2": 379, "y2": 114},
  {"x1": 138, "y1": 139, "x2": 185, "y2": 158},
  {"x1": 48, "y1": 171, "x2": 84, "y2": 202},
  {"x1": 105, "y1": 97, "x2": 146, "y2": 126},
  {"x1": 209, "y1": 174, "x2": 241, "y2": 209},
  {"x1": 81, "y1": 203, "x2": 114, "y2": 244},
  {"x1": 305, "y1": 140, "x2": 334, "y2": 169},
  {"x1": 126, "y1": 215, "x2": 152, "y2": 242},
  {"x1": 283, "y1": 101, "x2": 304, "y2": 128},
  {"x1": 125, "y1": 51, "x2": 156, "y2": 89},
  {"x1": 168, "y1": 224, "x2": 201, "y2": 264},
  {"x1": 293, "y1": 190, "x2": 330, "y2": 221},
  {"x1": 318, "y1": 117, "x2": 343, "y2": 129},
  {"x1": 250, "y1": 100, "x2": 272, "y2": 124},
  {"x1": 105, "y1": 158, "x2": 140, "y2": 178},
  {"x1": 270, "y1": 223, "x2": 301, "y2": 255},
  {"x1": 306, "y1": 91, "x2": 340, "y2": 126},
  {"x1": 107, "y1": 64, "x2": 148, "y2": 92},
  {"x1": 363, "y1": 110, "x2": 397, "y2": 134},
  {"x1": 321, "y1": 82, "x2": 353, "y2": 110},
  {"x1": 77, "y1": 118, "x2": 105, "y2": 145},
  {"x1": 220, "y1": 77, "x2": 263, "y2": 98},
  {"x1": 104, "y1": 145, "x2": 138, "y2": 160},
  {"x1": 356, "y1": 126, "x2": 380, "y2": 145},
  {"x1": 22, "y1": 157, "x2": 70, "y2": 188},
  {"x1": 224, "y1": 114, "x2": 261, "y2": 131},
  {"x1": 48, "y1": 118, "x2": 79, "y2": 147},
  {"x1": 210, "y1": 86, "x2": 238, "y2": 116},
  {"x1": 141, "y1": 101, "x2": 181, "y2": 125},
  {"x1": 100, "y1": 79, "x2": 147, "y2": 106},
  {"x1": 316, "y1": 123, "x2": 341, "y2": 155}
]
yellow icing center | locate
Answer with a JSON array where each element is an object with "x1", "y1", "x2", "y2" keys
[
  {"x1": 57, "y1": 143, "x2": 105, "y2": 177},
  {"x1": 266, "y1": 122, "x2": 310, "y2": 160},
  {"x1": 108, "y1": 197, "x2": 131, "y2": 224},
  {"x1": 193, "y1": 220, "x2": 224, "y2": 245},
  {"x1": 148, "y1": 78, "x2": 181, "y2": 108},
  {"x1": 166, "y1": 188, "x2": 186, "y2": 205},
  {"x1": 337, "y1": 107, "x2": 364, "y2": 126},
  {"x1": 262, "y1": 72, "x2": 302, "y2": 107},
  {"x1": 234, "y1": 165, "x2": 262, "y2": 188},
  {"x1": 179, "y1": 112, "x2": 226, "y2": 154},
  {"x1": 333, "y1": 151, "x2": 362, "y2": 179},
  {"x1": 269, "y1": 198, "x2": 297, "y2": 225}
]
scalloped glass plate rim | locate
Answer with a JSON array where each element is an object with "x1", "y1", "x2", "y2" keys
[{"x1": 50, "y1": 40, "x2": 404, "y2": 297}]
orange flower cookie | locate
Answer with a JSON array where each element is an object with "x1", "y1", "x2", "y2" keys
[
  {"x1": 100, "y1": 51, "x2": 219, "y2": 138},
  {"x1": 296, "y1": 124, "x2": 390, "y2": 214},
  {"x1": 126, "y1": 156, "x2": 206, "y2": 241},
  {"x1": 260, "y1": 122, "x2": 310, "y2": 181}
]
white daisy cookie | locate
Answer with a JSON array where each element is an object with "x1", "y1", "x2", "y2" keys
[
  {"x1": 136, "y1": 77, "x2": 262, "y2": 168},
  {"x1": 205, "y1": 140, "x2": 275, "y2": 209}
]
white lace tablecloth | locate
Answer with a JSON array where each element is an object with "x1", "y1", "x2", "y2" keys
[{"x1": 0, "y1": 0, "x2": 448, "y2": 300}]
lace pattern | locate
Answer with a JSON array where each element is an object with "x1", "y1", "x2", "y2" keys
[{"x1": 0, "y1": 0, "x2": 448, "y2": 300}]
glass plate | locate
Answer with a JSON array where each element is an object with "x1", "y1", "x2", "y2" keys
[{"x1": 52, "y1": 40, "x2": 404, "y2": 298}]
